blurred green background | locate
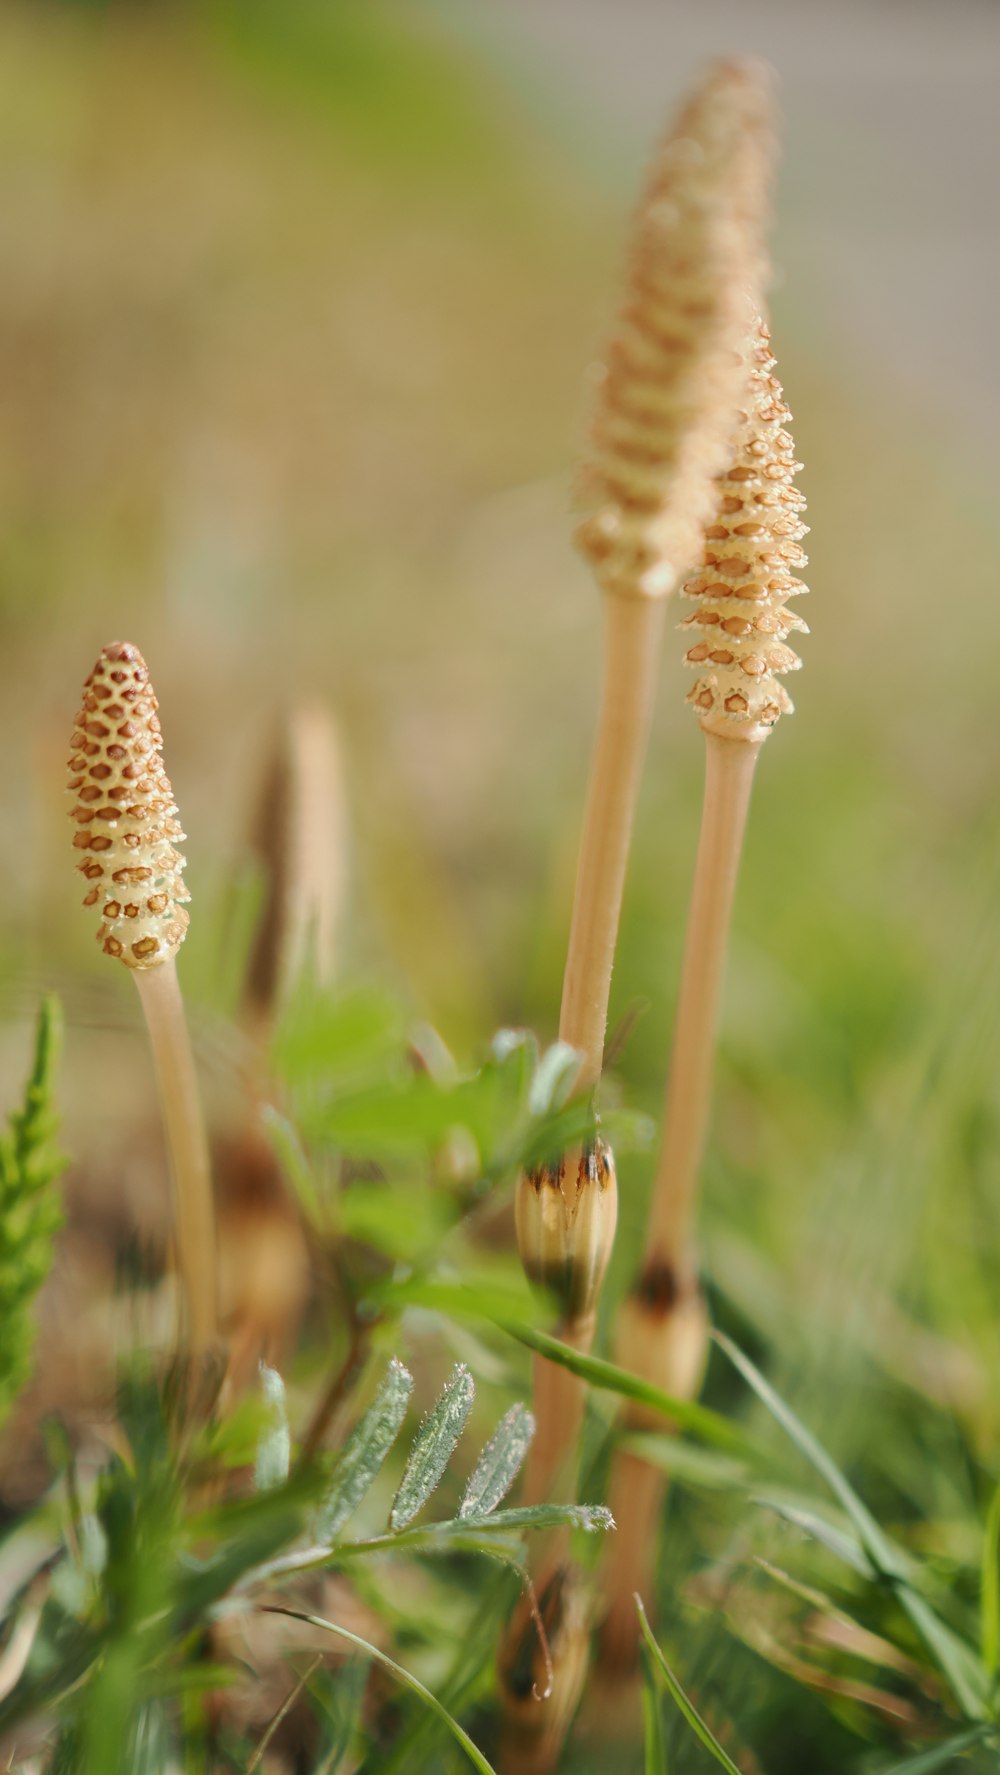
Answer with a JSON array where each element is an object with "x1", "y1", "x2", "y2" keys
[{"x1": 1, "y1": 0, "x2": 999, "y2": 1762}]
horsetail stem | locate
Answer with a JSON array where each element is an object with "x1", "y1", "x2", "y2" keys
[
  {"x1": 503, "y1": 62, "x2": 777, "y2": 1770},
  {"x1": 601, "y1": 310, "x2": 810, "y2": 1671},
  {"x1": 521, "y1": 59, "x2": 776, "y2": 1500},
  {"x1": 67, "y1": 641, "x2": 217, "y2": 1355}
]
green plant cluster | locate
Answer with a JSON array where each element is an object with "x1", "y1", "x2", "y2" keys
[{"x1": 0, "y1": 996, "x2": 67, "y2": 1428}]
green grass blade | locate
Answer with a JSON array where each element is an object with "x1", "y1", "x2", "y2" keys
[
  {"x1": 640, "y1": 1639, "x2": 668, "y2": 1775},
  {"x1": 499, "y1": 1321, "x2": 749, "y2": 1453},
  {"x1": 459, "y1": 1404, "x2": 535, "y2": 1519},
  {"x1": 261, "y1": 1606, "x2": 498, "y2": 1775},
  {"x1": 981, "y1": 1481, "x2": 1000, "y2": 1676},
  {"x1": 390, "y1": 1364, "x2": 475, "y2": 1530},
  {"x1": 881, "y1": 1726, "x2": 994, "y2": 1773},
  {"x1": 713, "y1": 1332, "x2": 900, "y2": 1575},
  {"x1": 317, "y1": 1358, "x2": 413, "y2": 1541},
  {"x1": 637, "y1": 1599, "x2": 743, "y2": 1775},
  {"x1": 753, "y1": 1494, "x2": 871, "y2": 1576},
  {"x1": 714, "y1": 1332, "x2": 990, "y2": 1720}
]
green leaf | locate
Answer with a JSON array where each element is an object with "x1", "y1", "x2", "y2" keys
[
  {"x1": 714, "y1": 1332, "x2": 991, "y2": 1721},
  {"x1": 459, "y1": 1404, "x2": 535, "y2": 1519},
  {"x1": 239, "y1": 1504, "x2": 614, "y2": 1592},
  {"x1": 390, "y1": 1364, "x2": 475, "y2": 1530},
  {"x1": 254, "y1": 1365, "x2": 290, "y2": 1492},
  {"x1": 262, "y1": 1605, "x2": 498, "y2": 1775},
  {"x1": 373, "y1": 1271, "x2": 541, "y2": 1329},
  {"x1": 528, "y1": 1042, "x2": 580, "y2": 1116},
  {"x1": 274, "y1": 984, "x2": 405, "y2": 1091},
  {"x1": 499, "y1": 1320, "x2": 748, "y2": 1452},
  {"x1": 317, "y1": 1358, "x2": 414, "y2": 1541},
  {"x1": 433, "y1": 1503, "x2": 613, "y2": 1538},
  {"x1": 981, "y1": 1481, "x2": 1000, "y2": 1676},
  {"x1": 637, "y1": 1598, "x2": 744, "y2": 1775},
  {"x1": 621, "y1": 1433, "x2": 749, "y2": 1493},
  {"x1": 261, "y1": 1105, "x2": 323, "y2": 1226}
]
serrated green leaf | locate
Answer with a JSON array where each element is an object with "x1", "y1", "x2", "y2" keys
[
  {"x1": 390, "y1": 1364, "x2": 475, "y2": 1530},
  {"x1": 255, "y1": 1365, "x2": 290, "y2": 1492},
  {"x1": 458, "y1": 1404, "x2": 534, "y2": 1519},
  {"x1": 317, "y1": 1358, "x2": 414, "y2": 1542},
  {"x1": 637, "y1": 1599, "x2": 743, "y2": 1775}
]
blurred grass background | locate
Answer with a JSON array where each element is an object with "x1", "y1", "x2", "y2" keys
[{"x1": 1, "y1": 0, "x2": 999, "y2": 1763}]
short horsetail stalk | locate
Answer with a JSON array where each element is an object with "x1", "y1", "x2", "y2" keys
[
  {"x1": 601, "y1": 311, "x2": 809, "y2": 1673},
  {"x1": 242, "y1": 702, "x2": 346, "y2": 1045},
  {"x1": 503, "y1": 62, "x2": 777, "y2": 1769},
  {"x1": 67, "y1": 641, "x2": 217, "y2": 1355}
]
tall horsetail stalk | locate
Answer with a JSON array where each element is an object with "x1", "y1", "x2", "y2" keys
[
  {"x1": 500, "y1": 62, "x2": 776, "y2": 1771},
  {"x1": 600, "y1": 311, "x2": 810, "y2": 1675},
  {"x1": 67, "y1": 641, "x2": 218, "y2": 1356}
]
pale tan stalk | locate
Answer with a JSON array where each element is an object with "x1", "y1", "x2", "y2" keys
[
  {"x1": 242, "y1": 704, "x2": 345, "y2": 1047},
  {"x1": 523, "y1": 1318, "x2": 596, "y2": 1509},
  {"x1": 600, "y1": 732, "x2": 758, "y2": 1667},
  {"x1": 558, "y1": 594, "x2": 667, "y2": 1092},
  {"x1": 649, "y1": 730, "x2": 760, "y2": 1262},
  {"x1": 134, "y1": 956, "x2": 218, "y2": 1355},
  {"x1": 220, "y1": 704, "x2": 343, "y2": 1381},
  {"x1": 521, "y1": 594, "x2": 662, "y2": 1508},
  {"x1": 600, "y1": 311, "x2": 809, "y2": 1675}
]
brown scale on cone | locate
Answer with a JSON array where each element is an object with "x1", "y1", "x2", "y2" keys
[
  {"x1": 682, "y1": 312, "x2": 808, "y2": 736},
  {"x1": 67, "y1": 641, "x2": 190, "y2": 968},
  {"x1": 575, "y1": 59, "x2": 776, "y2": 600}
]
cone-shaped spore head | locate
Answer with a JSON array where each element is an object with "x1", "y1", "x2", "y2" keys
[{"x1": 67, "y1": 641, "x2": 190, "y2": 969}]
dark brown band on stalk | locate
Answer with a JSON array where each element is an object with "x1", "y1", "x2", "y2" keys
[{"x1": 633, "y1": 1253, "x2": 698, "y2": 1317}]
